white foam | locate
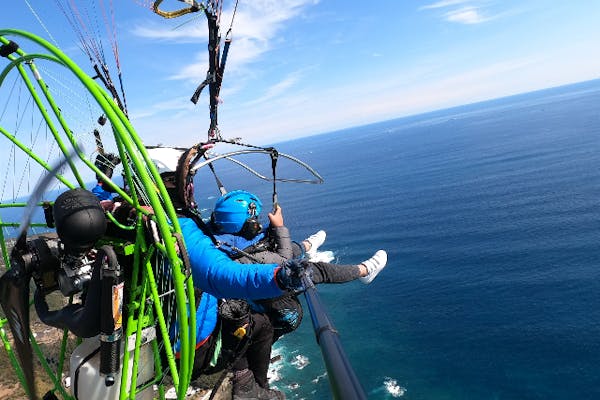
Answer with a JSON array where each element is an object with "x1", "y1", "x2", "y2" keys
[
  {"x1": 268, "y1": 365, "x2": 282, "y2": 384},
  {"x1": 271, "y1": 345, "x2": 285, "y2": 358},
  {"x1": 268, "y1": 352, "x2": 284, "y2": 384},
  {"x1": 290, "y1": 354, "x2": 310, "y2": 370},
  {"x1": 308, "y1": 250, "x2": 335, "y2": 263},
  {"x1": 383, "y1": 377, "x2": 406, "y2": 397},
  {"x1": 311, "y1": 372, "x2": 328, "y2": 384}
]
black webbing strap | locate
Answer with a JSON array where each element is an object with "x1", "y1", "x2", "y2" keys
[
  {"x1": 173, "y1": 231, "x2": 192, "y2": 277},
  {"x1": 221, "y1": 243, "x2": 263, "y2": 264},
  {"x1": 214, "y1": 0, "x2": 237, "y2": 103},
  {"x1": 205, "y1": 155, "x2": 227, "y2": 195},
  {"x1": 216, "y1": 36, "x2": 230, "y2": 100},
  {"x1": 212, "y1": 0, "x2": 237, "y2": 106},
  {"x1": 190, "y1": 1, "x2": 238, "y2": 141},
  {"x1": 92, "y1": 63, "x2": 125, "y2": 113},
  {"x1": 182, "y1": 208, "x2": 219, "y2": 246},
  {"x1": 190, "y1": 74, "x2": 211, "y2": 104},
  {"x1": 206, "y1": 9, "x2": 220, "y2": 137},
  {"x1": 0, "y1": 40, "x2": 19, "y2": 57},
  {"x1": 93, "y1": 129, "x2": 105, "y2": 155},
  {"x1": 208, "y1": 325, "x2": 251, "y2": 400},
  {"x1": 269, "y1": 148, "x2": 279, "y2": 210}
]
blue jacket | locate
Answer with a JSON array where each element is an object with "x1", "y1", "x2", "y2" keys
[
  {"x1": 92, "y1": 183, "x2": 115, "y2": 201},
  {"x1": 213, "y1": 231, "x2": 266, "y2": 257},
  {"x1": 179, "y1": 217, "x2": 284, "y2": 344}
]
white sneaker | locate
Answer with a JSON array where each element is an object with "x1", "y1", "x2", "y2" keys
[
  {"x1": 359, "y1": 250, "x2": 388, "y2": 284},
  {"x1": 304, "y1": 230, "x2": 326, "y2": 257}
]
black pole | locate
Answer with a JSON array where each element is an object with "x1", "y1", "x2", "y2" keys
[{"x1": 301, "y1": 274, "x2": 368, "y2": 400}]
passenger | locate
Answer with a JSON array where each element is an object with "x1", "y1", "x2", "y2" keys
[
  {"x1": 209, "y1": 190, "x2": 388, "y2": 339},
  {"x1": 147, "y1": 147, "x2": 295, "y2": 400},
  {"x1": 91, "y1": 152, "x2": 121, "y2": 202}
]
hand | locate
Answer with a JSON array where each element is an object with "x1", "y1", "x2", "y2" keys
[
  {"x1": 276, "y1": 259, "x2": 306, "y2": 291},
  {"x1": 99, "y1": 199, "x2": 116, "y2": 211},
  {"x1": 268, "y1": 204, "x2": 284, "y2": 227}
]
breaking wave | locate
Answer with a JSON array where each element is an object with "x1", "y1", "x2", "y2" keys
[
  {"x1": 307, "y1": 250, "x2": 335, "y2": 263},
  {"x1": 290, "y1": 354, "x2": 310, "y2": 370},
  {"x1": 383, "y1": 377, "x2": 406, "y2": 397}
]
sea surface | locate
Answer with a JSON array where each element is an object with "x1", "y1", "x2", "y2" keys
[
  {"x1": 213, "y1": 79, "x2": 600, "y2": 399},
  {"x1": 4, "y1": 79, "x2": 599, "y2": 399}
]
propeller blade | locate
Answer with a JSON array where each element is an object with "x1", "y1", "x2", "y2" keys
[
  {"x1": 18, "y1": 144, "x2": 82, "y2": 240},
  {"x1": 0, "y1": 258, "x2": 35, "y2": 399},
  {"x1": 0, "y1": 146, "x2": 81, "y2": 399}
]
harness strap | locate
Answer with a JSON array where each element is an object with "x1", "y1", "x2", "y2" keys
[
  {"x1": 188, "y1": 0, "x2": 239, "y2": 141},
  {"x1": 182, "y1": 208, "x2": 219, "y2": 246},
  {"x1": 174, "y1": 231, "x2": 192, "y2": 278},
  {"x1": 208, "y1": 321, "x2": 252, "y2": 400},
  {"x1": 91, "y1": 63, "x2": 126, "y2": 113},
  {"x1": 219, "y1": 243, "x2": 264, "y2": 264},
  {"x1": 213, "y1": 232, "x2": 271, "y2": 262},
  {"x1": 190, "y1": 73, "x2": 211, "y2": 104},
  {"x1": 212, "y1": 0, "x2": 238, "y2": 115},
  {"x1": 205, "y1": 9, "x2": 221, "y2": 139},
  {"x1": 207, "y1": 159, "x2": 227, "y2": 195},
  {"x1": 269, "y1": 148, "x2": 279, "y2": 211}
]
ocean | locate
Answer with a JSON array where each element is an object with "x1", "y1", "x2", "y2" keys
[
  {"x1": 216, "y1": 79, "x2": 600, "y2": 399},
  {"x1": 3, "y1": 78, "x2": 599, "y2": 399}
]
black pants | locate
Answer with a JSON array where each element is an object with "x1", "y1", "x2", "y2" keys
[
  {"x1": 232, "y1": 312, "x2": 274, "y2": 388},
  {"x1": 291, "y1": 242, "x2": 361, "y2": 284},
  {"x1": 310, "y1": 261, "x2": 361, "y2": 283},
  {"x1": 192, "y1": 312, "x2": 274, "y2": 388}
]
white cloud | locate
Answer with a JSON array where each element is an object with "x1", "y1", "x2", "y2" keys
[
  {"x1": 445, "y1": 6, "x2": 489, "y2": 24},
  {"x1": 128, "y1": 0, "x2": 319, "y2": 135},
  {"x1": 244, "y1": 71, "x2": 303, "y2": 106},
  {"x1": 132, "y1": 22, "x2": 207, "y2": 42},
  {"x1": 133, "y1": 38, "x2": 600, "y2": 146},
  {"x1": 129, "y1": 95, "x2": 196, "y2": 120},
  {"x1": 420, "y1": 1, "x2": 497, "y2": 25},
  {"x1": 134, "y1": 0, "x2": 317, "y2": 81},
  {"x1": 205, "y1": 46, "x2": 600, "y2": 145},
  {"x1": 420, "y1": 0, "x2": 471, "y2": 11},
  {"x1": 126, "y1": 1, "x2": 600, "y2": 147}
]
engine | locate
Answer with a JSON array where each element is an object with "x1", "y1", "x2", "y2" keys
[
  {"x1": 17, "y1": 188, "x2": 107, "y2": 298},
  {"x1": 3, "y1": 188, "x2": 124, "y2": 387}
]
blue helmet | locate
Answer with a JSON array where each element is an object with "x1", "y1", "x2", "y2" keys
[{"x1": 211, "y1": 190, "x2": 263, "y2": 235}]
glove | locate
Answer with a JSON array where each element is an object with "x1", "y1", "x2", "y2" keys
[
  {"x1": 94, "y1": 152, "x2": 121, "y2": 183},
  {"x1": 276, "y1": 259, "x2": 307, "y2": 291}
]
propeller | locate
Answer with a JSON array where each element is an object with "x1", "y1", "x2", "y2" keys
[
  {"x1": 0, "y1": 250, "x2": 35, "y2": 398},
  {"x1": 0, "y1": 149, "x2": 79, "y2": 399}
]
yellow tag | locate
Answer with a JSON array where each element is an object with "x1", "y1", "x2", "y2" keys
[
  {"x1": 233, "y1": 326, "x2": 247, "y2": 339},
  {"x1": 112, "y1": 282, "x2": 124, "y2": 330}
]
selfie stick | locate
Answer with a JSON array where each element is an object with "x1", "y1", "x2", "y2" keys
[{"x1": 301, "y1": 272, "x2": 367, "y2": 400}]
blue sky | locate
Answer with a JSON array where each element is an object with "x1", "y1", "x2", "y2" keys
[{"x1": 5, "y1": 0, "x2": 600, "y2": 146}]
